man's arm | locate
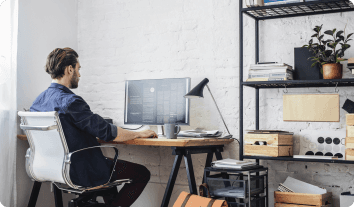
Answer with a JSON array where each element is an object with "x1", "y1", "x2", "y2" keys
[{"x1": 113, "y1": 127, "x2": 158, "y2": 142}]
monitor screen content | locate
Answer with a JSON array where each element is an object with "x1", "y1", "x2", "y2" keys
[{"x1": 124, "y1": 78, "x2": 190, "y2": 125}]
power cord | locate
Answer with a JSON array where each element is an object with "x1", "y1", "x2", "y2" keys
[
  {"x1": 230, "y1": 137, "x2": 240, "y2": 145},
  {"x1": 120, "y1": 125, "x2": 144, "y2": 130}
]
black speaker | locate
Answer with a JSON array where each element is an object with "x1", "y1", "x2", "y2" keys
[{"x1": 294, "y1": 47, "x2": 323, "y2": 80}]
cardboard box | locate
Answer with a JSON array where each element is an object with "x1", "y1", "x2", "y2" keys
[
  {"x1": 346, "y1": 149, "x2": 354, "y2": 160},
  {"x1": 244, "y1": 145, "x2": 293, "y2": 157},
  {"x1": 346, "y1": 114, "x2": 354, "y2": 126},
  {"x1": 274, "y1": 191, "x2": 332, "y2": 207},
  {"x1": 346, "y1": 137, "x2": 354, "y2": 149},
  {"x1": 347, "y1": 126, "x2": 354, "y2": 137},
  {"x1": 244, "y1": 133, "x2": 293, "y2": 146},
  {"x1": 283, "y1": 94, "x2": 340, "y2": 122}
]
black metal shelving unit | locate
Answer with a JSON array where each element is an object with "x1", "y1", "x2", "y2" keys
[{"x1": 239, "y1": 0, "x2": 354, "y2": 163}]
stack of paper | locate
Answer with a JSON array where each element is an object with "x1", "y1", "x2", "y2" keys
[
  {"x1": 211, "y1": 158, "x2": 258, "y2": 169},
  {"x1": 178, "y1": 129, "x2": 222, "y2": 138},
  {"x1": 247, "y1": 63, "x2": 293, "y2": 82},
  {"x1": 278, "y1": 183, "x2": 294, "y2": 193},
  {"x1": 279, "y1": 177, "x2": 327, "y2": 194}
]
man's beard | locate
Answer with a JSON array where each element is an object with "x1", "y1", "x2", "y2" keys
[{"x1": 70, "y1": 70, "x2": 79, "y2": 89}]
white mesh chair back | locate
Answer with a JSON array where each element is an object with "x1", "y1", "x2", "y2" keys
[{"x1": 18, "y1": 111, "x2": 68, "y2": 184}]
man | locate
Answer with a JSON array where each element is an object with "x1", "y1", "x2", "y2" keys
[{"x1": 30, "y1": 47, "x2": 157, "y2": 207}]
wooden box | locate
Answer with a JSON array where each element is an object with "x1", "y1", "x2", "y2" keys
[
  {"x1": 244, "y1": 133, "x2": 293, "y2": 146},
  {"x1": 346, "y1": 137, "x2": 354, "y2": 149},
  {"x1": 346, "y1": 114, "x2": 354, "y2": 126},
  {"x1": 347, "y1": 126, "x2": 354, "y2": 137},
  {"x1": 244, "y1": 145, "x2": 293, "y2": 157},
  {"x1": 274, "y1": 191, "x2": 332, "y2": 207},
  {"x1": 346, "y1": 149, "x2": 354, "y2": 160}
]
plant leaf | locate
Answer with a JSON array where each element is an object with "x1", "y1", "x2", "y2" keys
[
  {"x1": 347, "y1": 33, "x2": 354, "y2": 39},
  {"x1": 324, "y1": 30, "x2": 333, "y2": 36},
  {"x1": 319, "y1": 34, "x2": 324, "y2": 41},
  {"x1": 311, "y1": 62, "x2": 317, "y2": 67},
  {"x1": 311, "y1": 33, "x2": 318, "y2": 37},
  {"x1": 325, "y1": 50, "x2": 332, "y2": 56},
  {"x1": 336, "y1": 30, "x2": 344, "y2": 38}
]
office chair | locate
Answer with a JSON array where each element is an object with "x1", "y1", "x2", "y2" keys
[{"x1": 18, "y1": 111, "x2": 131, "y2": 207}]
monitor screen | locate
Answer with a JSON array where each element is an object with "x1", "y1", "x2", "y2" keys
[{"x1": 124, "y1": 78, "x2": 190, "y2": 125}]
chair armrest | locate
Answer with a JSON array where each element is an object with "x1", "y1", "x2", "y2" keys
[
  {"x1": 20, "y1": 124, "x2": 58, "y2": 131},
  {"x1": 66, "y1": 145, "x2": 119, "y2": 184}
]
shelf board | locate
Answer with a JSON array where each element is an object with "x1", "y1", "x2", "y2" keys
[
  {"x1": 242, "y1": 0, "x2": 354, "y2": 20},
  {"x1": 243, "y1": 155, "x2": 354, "y2": 164},
  {"x1": 242, "y1": 78, "x2": 354, "y2": 88}
]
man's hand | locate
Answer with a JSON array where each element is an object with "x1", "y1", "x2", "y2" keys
[
  {"x1": 114, "y1": 127, "x2": 158, "y2": 142},
  {"x1": 135, "y1": 130, "x2": 158, "y2": 139}
]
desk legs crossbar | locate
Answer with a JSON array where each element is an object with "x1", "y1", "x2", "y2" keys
[{"x1": 160, "y1": 145, "x2": 224, "y2": 207}]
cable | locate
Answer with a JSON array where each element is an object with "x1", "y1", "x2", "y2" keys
[
  {"x1": 120, "y1": 125, "x2": 144, "y2": 131},
  {"x1": 231, "y1": 138, "x2": 240, "y2": 145}
]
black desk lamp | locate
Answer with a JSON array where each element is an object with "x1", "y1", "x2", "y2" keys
[{"x1": 184, "y1": 78, "x2": 233, "y2": 139}]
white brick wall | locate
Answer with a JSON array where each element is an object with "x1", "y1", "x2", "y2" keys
[{"x1": 78, "y1": 0, "x2": 354, "y2": 206}]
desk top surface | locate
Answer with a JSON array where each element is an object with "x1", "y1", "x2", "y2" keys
[
  {"x1": 17, "y1": 134, "x2": 234, "y2": 147},
  {"x1": 99, "y1": 137, "x2": 234, "y2": 147}
]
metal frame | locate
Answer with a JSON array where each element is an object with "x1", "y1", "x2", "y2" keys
[
  {"x1": 243, "y1": 0, "x2": 354, "y2": 20},
  {"x1": 239, "y1": 0, "x2": 354, "y2": 165},
  {"x1": 238, "y1": 1, "x2": 354, "y2": 206},
  {"x1": 203, "y1": 167, "x2": 269, "y2": 207},
  {"x1": 160, "y1": 145, "x2": 225, "y2": 207}
]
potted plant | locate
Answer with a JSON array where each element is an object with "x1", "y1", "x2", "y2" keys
[{"x1": 302, "y1": 25, "x2": 352, "y2": 79}]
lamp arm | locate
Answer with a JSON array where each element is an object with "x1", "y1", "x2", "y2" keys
[{"x1": 206, "y1": 85, "x2": 231, "y2": 136}]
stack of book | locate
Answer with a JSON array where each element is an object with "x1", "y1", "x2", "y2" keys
[
  {"x1": 247, "y1": 62, "x2": 293, "y2": 82},
  {"x1": 348, "y1": 58, "x2": 354, "y2": 75}
]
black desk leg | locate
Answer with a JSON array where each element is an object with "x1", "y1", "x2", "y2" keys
[
  {"x1": 184, "y1": 154, "x2": 197, "y2": 195},
  {"x1": 160, "y1": 154, "x2": 183, "y2": 207},
  {"x1": 202, "y1": 152, "x2": 214, "y2": 183},
  {"x1": 53, "y1": 183, "x2": 63, "y2": 207},
  {"x1": 214, "y1": 150, "x2": 223, "y2": 160},
  {"x1": 27, "y1": 181, "x2": 41, "y2": 207}
]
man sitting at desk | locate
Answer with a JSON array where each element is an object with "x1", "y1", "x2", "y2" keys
[{"x1": 30, "y1": 47, "x2": 157, "y2": 207}]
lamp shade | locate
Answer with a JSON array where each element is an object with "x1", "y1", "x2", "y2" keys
[{"x1": 184, "y1": 78, "x2": 209, "y2": 98}]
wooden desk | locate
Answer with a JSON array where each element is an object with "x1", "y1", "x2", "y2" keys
[
  {"x1": 98, "y1": 137, "x2": 233, "y2": 147},
  {"x1": 18, "y1": 135, "x2": 234, "y2": 207}
]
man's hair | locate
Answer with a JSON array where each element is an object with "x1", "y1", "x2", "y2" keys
[{"x1": 45, "y1": 47, "x2": 79, "y2": 79}]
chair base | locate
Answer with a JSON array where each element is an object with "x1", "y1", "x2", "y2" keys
[{"x1": 27, "y1": 181, "x2": 119, "y2": 207}]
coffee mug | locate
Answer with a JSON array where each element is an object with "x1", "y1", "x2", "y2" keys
[{"x1": 164, "y1": 123, "x2": 181, "y2": 139}]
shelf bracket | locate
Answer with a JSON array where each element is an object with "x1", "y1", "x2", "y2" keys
[
  {"x1": 335, "y1": 82, "x2": 339, "y2": 93},
  {"x1": 283, "y1": 85, "x2": 288, "y2": 93}
]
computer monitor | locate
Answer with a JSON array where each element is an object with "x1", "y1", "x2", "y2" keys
[{"x1": 124, "y1": 78, "x2": 190, "y2": 126}]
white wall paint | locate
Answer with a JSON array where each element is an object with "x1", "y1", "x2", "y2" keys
[
  {"x1": 77, "y1": 0, "x2": 354, "y2": 206},
  {"x1": 17, "y1": 0, "x2": 77, "y2": 206}
]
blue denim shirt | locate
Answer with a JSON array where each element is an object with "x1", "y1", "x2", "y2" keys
[{"x1": 30, "y1": 83, "x2": 118, "y2": 187}]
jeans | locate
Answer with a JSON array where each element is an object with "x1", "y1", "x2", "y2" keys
[{"x1": 103, "y1": 159, "x2": 151, "y2": 207}]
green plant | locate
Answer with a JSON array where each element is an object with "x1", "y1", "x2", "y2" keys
[{"x1": 302, "y1": 24, "x2": 353, "y2": 72}]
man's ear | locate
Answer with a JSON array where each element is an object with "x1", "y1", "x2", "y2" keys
[{"x1": 66, "y1": 65, "x2": 74, "y2": 75}]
